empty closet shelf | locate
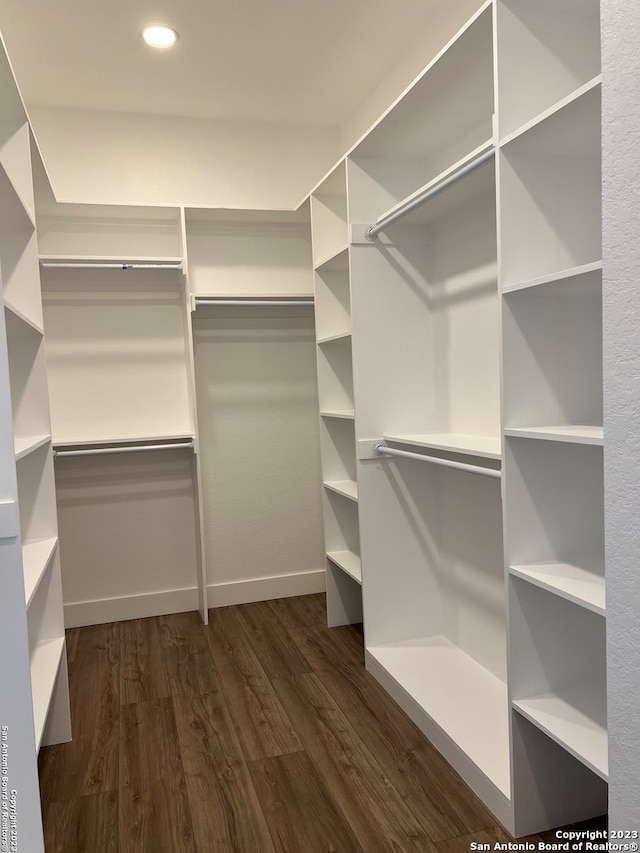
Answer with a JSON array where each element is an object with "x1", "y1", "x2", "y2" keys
[
  {"x1": 15, "y1": 434, "x2": 51, "y2": 460},
  {"x1": 513, "y1": 685, "x2": 608, "y2": 781},
  {"x1": 23, "y1": 538, "x2": 58, "y2": 608},
  {"x1": 368, "y1": 636, "x2": 510, "y2": 797},
  {"x1": 327, "y1": 550, "x2": 362, "y2": 584},
  {"x1": 323, "y1": 480, "x2": 358, "y2": 501},
  {"x1": 509, "y1": 559, "x2": 605, "y2": 615},
  {"x1": 504, "y1": 426, "x2": 603, "y2": 445}
]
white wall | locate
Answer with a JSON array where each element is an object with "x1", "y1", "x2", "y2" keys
[
  {"x1": 28, "y1": 106, "x2": 340, "y2": 210},
  {"x1": 602, "y1": 0, "x2": 640, "y2": 830}
]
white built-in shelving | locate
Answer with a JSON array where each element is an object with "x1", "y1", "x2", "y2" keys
[
  {"x1": 307, "y1": 0, "x2": 608, "y2": 838},
  {"x1": 497, "y1": 0, "x2": 607, "y2": 835},
  {"x1": 311, "y1": 161, "x2": 363, "y2": 627},
  {"x1": 0, "y1": 49, "x2": 71, "y2": 850}
]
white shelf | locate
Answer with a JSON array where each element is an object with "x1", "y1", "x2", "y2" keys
[
  {"x1": 30, "y1": 636, "x2": 66, "y2": 750},
  {"x1": 502, "y1": 260, "x2": 602, "y2": 295},
  {"x1": 513, "y1": 685, "x2": 608, "y2": 781},
  {"x1": 317, "y1": 332, "x2": 352, "y2": 345},
  {"x1": 4, "y1": 300, "x2": 44, "y2": 335},
  {"x1": 327, "y1": 549, "x2": 362, "y2": 584},
  {"x1": 23, "y1": 538, "x2": 58, "y2": 608},
  {"x1": 314, "y1": 246, "x2": 349, "y2": 274},
  {"x1": 368, "y1": 636, "x2": 510, "y2": 797},
  {"x1": 500, "y1": 76, "x2": 601, "y2": 149},
  {"x1": 39, "y1": 254, "x2": 184, "y2": 266},
  {"x1": 313, "y1": 243, "x2": 350, "y2": 271},
  {"x1": 14, "y1": 434, "x2": 51, "y2": 461},
  {"x1": 509, "y1": 557, "x2": 605, "y2": 616},
  {"x1": 504, "y1": 426, "x2": 603, "y2": 446},
  {"x1": 320, "y1": 410, "x2": 355, "y2": 421},
  {"x1": 323, "y1": 480, "x2": 358, "y2": 502},
  {"x1": 52, "y1": 432, "x2": 195, "y2": 448},
  {"x1": 383, "y1": 432, "x2": 501, "y2": 460}
]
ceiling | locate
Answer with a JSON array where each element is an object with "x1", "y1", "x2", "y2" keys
[{"x1": 0, "y1": 0, "x2": 439, "y2": 128}]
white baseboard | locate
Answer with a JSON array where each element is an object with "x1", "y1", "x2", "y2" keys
[
  {"x1": 208, "y1": 568, "x2": 326, "y2": 608},
  {"x1": 64, "y1": 586, "x2": 200, "y2": 628},
  {"x1": 64, "y1": 568, "x2": 326, "y2": 627}
]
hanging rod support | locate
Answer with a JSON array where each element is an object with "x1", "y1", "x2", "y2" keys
[
  {"x1": 365, "y1": 147, "x2": 496, "y2": 242},
  {"x1": 54, "y1": 441, "x2": 194, "y2": 459},
  {"x1": 372, "y1": 442, "x2": 501, "y2": 479}
]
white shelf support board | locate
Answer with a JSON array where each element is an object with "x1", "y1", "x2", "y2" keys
[
  {"x1": 323, "y1": 480, "x2": 358, "y2": 502},
  {"x1": 509, "y1": 559, "x2": 605, "y2": 616}
]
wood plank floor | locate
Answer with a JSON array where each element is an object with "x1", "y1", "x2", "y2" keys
[{"x1": 39, "y1": 594, "x2": 606, "y2": 852}]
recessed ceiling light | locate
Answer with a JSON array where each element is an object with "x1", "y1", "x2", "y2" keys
[{"x1": 142, "y1": 25, "x2": 178, "y2": 49}]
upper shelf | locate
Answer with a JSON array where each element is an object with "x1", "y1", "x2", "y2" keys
[
  {"x1": 383, "y1": 432, "x2": 501, "y2": 461},
  {"x1": 496, "y1": 0, "x2": 601, "y2": 140},
  {"x1": 39, "y1": 254, "x2": 184, "y2": 270}
]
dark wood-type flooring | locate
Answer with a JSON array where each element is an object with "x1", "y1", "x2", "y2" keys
[{"x1": 39, "y1": 594, "x2": 605, "y2": 852}]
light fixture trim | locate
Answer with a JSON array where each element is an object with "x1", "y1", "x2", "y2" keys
[{"x1": 142, "y1": 25, "x2": 179, "y2": 49}]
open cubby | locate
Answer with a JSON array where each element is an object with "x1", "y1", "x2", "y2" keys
[
  {"x1": 316, "y1": 335, "x2": 354, "y2": 414},
  {"x1": 185, "y1": 207, "x2": 312, "y2": 296},
  {"x1": 41, "y1": 267, "x2": 193, "y2": 443},
  {"x1": 319, "y1": 408, "x2": 357, "y2": 490},
  {"x1": 509, "y1": 577, "x2": 607, "y2": 780},
  {"x1": 15, "y1": 443, "x2": 57, "y2": 544},
  {"x1": 497, "y1": 0, "x2": 601, "y2": 140},
  {"x1": 348, "y1": 4, "x2": 493, "y2": 225},
  {"x1": 5, "y1": 308, "x2": 51, "y2": 443},
  {"x1": 310, "y1": 162, "x2": 348, "y2": 268},
  {"x1": 503, "y1": 270, "x2": 602, "y2": 433},
  {"x1": 504, "y1": 437, "x2": 604, "y2": 611},
  {"x1": 499, "y1": 83, "x2": 601, "y2": 289},
  {"x1": 314, "y1": 248, "x2": 350, "y2": 341}
]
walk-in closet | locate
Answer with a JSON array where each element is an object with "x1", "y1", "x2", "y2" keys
[{"x1": 0, "y1": 0, "x2": 638, "y2": 849}]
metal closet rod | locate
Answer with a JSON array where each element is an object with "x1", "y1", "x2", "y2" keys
[
  {"x1": 54, "y1": 441, "x2": 194, "y2": 458},
  {"x1": 39, "y1": 261, "x2": 184, "y2": 271},
  {"x1": 194, "y1": 297, "x2": 314, "y2": 307},
  {"x1": 366, "y1": 147, "x2": 496, "y2": 242},
  {"x1": 373, "y1": 442, "x2": 501, "y2": 480}
]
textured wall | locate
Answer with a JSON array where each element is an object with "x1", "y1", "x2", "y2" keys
[{"x1": 602, "y1": 0, "x2": 640, "y2": 829}]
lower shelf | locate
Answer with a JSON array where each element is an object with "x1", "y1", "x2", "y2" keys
[
  {"x1": 367, "y1": 636, "x2": 510, "y2": 798},
  {"x1": 327, "y1": 550, "x2": 362, "y2": 584},
  {"x1": 509, "y1": 558, "x2": 605, "y2": 615},
  {"x1": 31, "y1": 636, "x2": 65, "y2": 749},
  {"x1": 23, "y1": 537, "x2": 58, "y2": 608},
  {"x1": 323, "y1": 479, "x2": 358, "y2": 501},
  {"x1": 513, "y1": 685, "x2": 608, "y2": 782}
]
